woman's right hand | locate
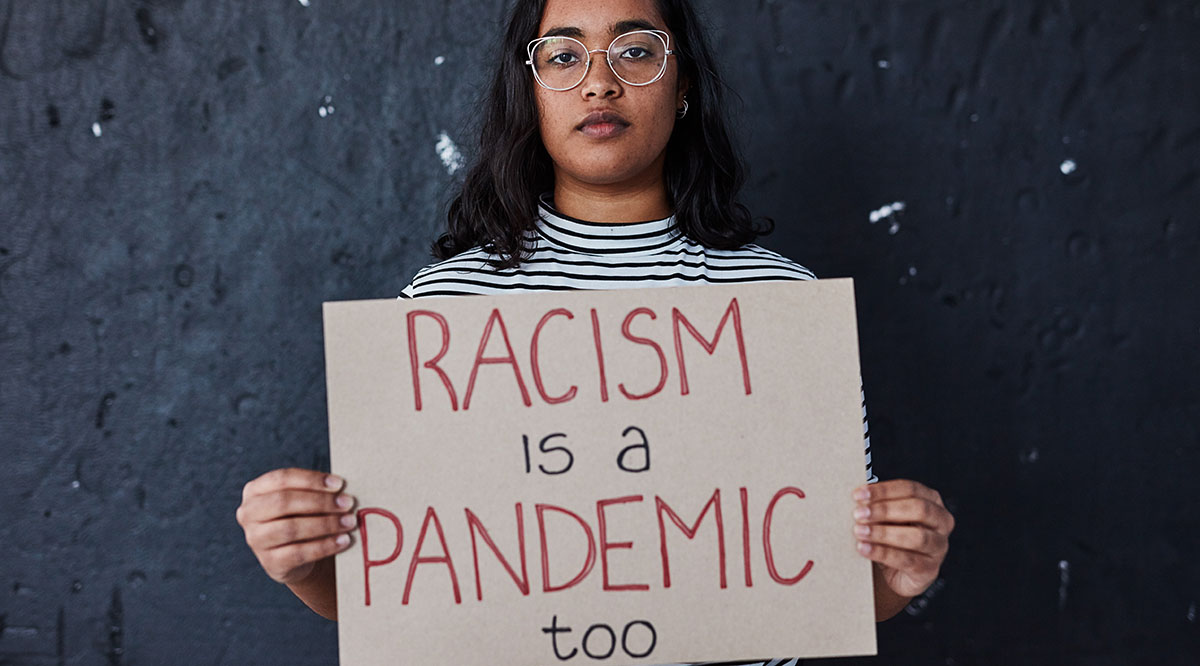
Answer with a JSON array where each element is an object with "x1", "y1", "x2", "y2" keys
[{"x1": 236, "y1": 468, "x2": 358, "y2": 584}]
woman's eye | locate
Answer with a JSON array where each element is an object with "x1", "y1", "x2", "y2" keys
[
  {"x1": 621, "y1": 47, "x2": 650, "y2": 59},
  {"x1": 548, "y1": 52, "x2": 579, "y2": 66}
]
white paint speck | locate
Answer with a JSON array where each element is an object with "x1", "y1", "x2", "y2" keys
[
  {"x1": 436, "y1": 131, "x2": 465, "y2": 175},
  {"x1": 434, "y1": 55, "x2": 446, "y2": 66},
  {"x1": 876, "y1": 60, "x2": 891, "y2": 69},
  {"x1": 869, "y1": 201, "x2": 906, "y2": 224},
  {"x1": 298, "y1": 0, "x2": 310, "y2": 7},
  {"x1": 1058, "y1": 560, "x2": 1070, "y2": 610},
  {"x1": 1020, "y1": 448, "x2": 1040, "y2": 463},
  {"x1": 970, "y1": 113, "x2": 980, "y2": 122},
  {"x1": 91, "y1": 122, "x2": 102, "y2": 137},
  {"x1": 888, "y1": 220, "x2": 901, "y2": 235},
  {"x1": 1188, "y1": 601, "x2": 1196, "y2": 622},
  {"x1": 318, "y1": 95, "x2": 335, "y2": 118},
  {"x1": 908, "y1": 266, "x2": 918, "y2": 277},
  {"x1": 71, "y1": 480, "x2": 81, "y2": 489},
  {"x1": 1060, "y1": 159, "x2": 1077, "y2": 175}
]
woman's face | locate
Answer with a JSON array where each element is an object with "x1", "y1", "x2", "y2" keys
[{"x1": 534, "y1": 0, "x2": 687, "y2": 188}]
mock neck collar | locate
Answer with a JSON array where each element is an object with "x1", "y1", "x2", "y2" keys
[{"x1": 531, "y1": 192, "x2": 684, "y2": 256}]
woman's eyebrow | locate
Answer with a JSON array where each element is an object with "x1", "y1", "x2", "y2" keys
[{"x1": 540, "y1": 18, "x2": 661, "y2": 39}]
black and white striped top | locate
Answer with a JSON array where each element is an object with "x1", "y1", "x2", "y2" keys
[
  {"x1": 401, "y1": 195, "x2": 823, "y2": 296},
  {"x1": 400, "y1": 194, "x2": 878, "y2": 666},
  {"x1": 400, "y1": 193, "x2": 877, "y2": 488}
]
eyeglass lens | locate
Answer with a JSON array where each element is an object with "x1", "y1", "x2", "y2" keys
[{"x1": 531, "y1": 32, "x2": 667, "y2": 90}]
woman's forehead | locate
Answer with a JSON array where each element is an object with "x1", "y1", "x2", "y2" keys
[{"x1": 537, "y1": 0, "x2": 666, "y2": 38}]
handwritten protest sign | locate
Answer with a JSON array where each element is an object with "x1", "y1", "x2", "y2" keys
[{"x1": 322, "y1": 279, "x2": 877, "y2": 665}]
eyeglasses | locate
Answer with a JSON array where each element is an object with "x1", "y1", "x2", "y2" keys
[{"x1": 525, "y1": 29, "x2": 675, "y2": 91}]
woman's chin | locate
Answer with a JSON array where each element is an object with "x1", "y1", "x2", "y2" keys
[
  {"x1": 558, "y1": 155, "x2": 658, "y2": 187},
  {"x1": 572, "y1": 168, "x2": 653, "y2": 187}
]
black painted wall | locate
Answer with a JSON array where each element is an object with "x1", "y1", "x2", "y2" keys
[{"x1": 2, "y1": 0, "x2": 1198, "y2": 664}]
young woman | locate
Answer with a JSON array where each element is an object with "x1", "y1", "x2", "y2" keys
[{"x1": 236, "y1": 0, "x2": 955, "y2": 658}]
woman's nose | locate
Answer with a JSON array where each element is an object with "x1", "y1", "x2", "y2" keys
[{"x1": 580, "y1": 50, "x2": 622, "y2": 98}]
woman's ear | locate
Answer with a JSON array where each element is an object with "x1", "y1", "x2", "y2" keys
[{"x1": 677, "y1": 76, "x2": 690, "y2": 107}]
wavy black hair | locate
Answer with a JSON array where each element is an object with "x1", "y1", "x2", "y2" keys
[{"x1": 434, "y1": 0, "x2": 773, "y2": 268}]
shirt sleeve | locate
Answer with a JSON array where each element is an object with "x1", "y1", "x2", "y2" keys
[
  {"x1": 399, "y1": 280, "x2": 416, "y2": 299},
  {"x1": 862, "y1": 376, "x2": 878, "y2": 484}
]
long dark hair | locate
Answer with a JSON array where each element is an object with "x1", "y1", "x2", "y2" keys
[{"x1": 434, "y1": 0, "x2": 773, "y2": 268}]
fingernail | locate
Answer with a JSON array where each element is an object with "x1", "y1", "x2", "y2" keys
[
  {"x1": 857, "y1": 541, "x2": 872, "y2": 554},
  {"x1": 854, "y1": 525, "x2": 870, "y2": 537},
  {"x1": 853, "y1": 487, "x2": 869, "y2": 501},
  {"x1": 325, "y1": 475, "x2": 344, "y2": 489},
  {"x1": 336, "y1": 534, "x2": 350, "y2": 547},
  {"x1": 340, "y1": 514, "x2": 357, "y2": 528},
  {"x1": 854, "y1": 506, "x2": 870, "y2": 521},
  {"x1": 336, "y1": 494, "x2": 354, "y2": 510}
]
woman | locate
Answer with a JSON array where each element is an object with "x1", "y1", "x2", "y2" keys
[{"x1": 235, "y1": 0, "x2": 956, "y2": 658}]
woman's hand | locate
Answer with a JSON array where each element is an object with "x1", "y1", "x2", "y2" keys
[
  {"x1": 236, "y1": 468, "x2": 358, "y2": 584},
  {"x1": 851, "y1": 479, "x2": 955, "y2": 598}
]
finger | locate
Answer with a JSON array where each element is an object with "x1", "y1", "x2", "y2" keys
[
  {"x1": 242, "y1": 489, "x2": 356, "y2": 523},
  {"x1": 853, "y1": 523, "x2": 948, "y2": 557},
  {"x1": 264, "y1": 533, "x2": 355, "y2": 580},
  {"x1": 854, "y1": 478, "x2": 942, "y2": 507},
  {"x1": 247, "y1": 513, "x2": 359, "y2": 550},
  {"x1": 243, "y1": 468, "x2": 344, "y2": 501},
  {"x1": 854, "y1": 497, "x2": 952, "y2": 533},
  {"x1": 855, "y1": 540, "x2": 939, "y2": 578}
]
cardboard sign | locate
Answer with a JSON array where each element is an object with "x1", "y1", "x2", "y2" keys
[{"x1": 322, "y1": 279, "x2": 877, "y2": 665}]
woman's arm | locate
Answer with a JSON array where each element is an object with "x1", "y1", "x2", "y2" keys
[
  {"x1": 872, "y1": 560, "x2": 914, "y2": 622},
  {"x1": 236, "y1": 468, "x2": 357, "y2": 622},
  {"x1": 852, "y1": 479, "x2": 955, "y2": 622},
  {"x1": 287, "y1": 555, "x2": 339, "y2": 621}
]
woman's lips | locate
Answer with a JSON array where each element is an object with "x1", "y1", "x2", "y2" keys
[
  {"x1": 579, "y1": 122, "x2": 629, "y2": 139},
  {"x1": 577, "y1": 110, "x2": 630, "y2": 139}
]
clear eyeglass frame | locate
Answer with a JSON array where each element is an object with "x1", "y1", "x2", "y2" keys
[{"x1": 525, "y1": 29, "x2": 676, "y2": 91}]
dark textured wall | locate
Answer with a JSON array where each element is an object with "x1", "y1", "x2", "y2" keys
[{"x1": 1, "y1": 0, "x2": 1197, "y2": 664}]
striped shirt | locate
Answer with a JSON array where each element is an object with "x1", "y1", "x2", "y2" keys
[{"x1": 400, "y1": 193, "x2": 878, "y2": 666}]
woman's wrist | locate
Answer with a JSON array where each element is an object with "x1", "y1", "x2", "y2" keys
[{"x1": 285, "y1": 556, "x2": 338, "y2": 621}]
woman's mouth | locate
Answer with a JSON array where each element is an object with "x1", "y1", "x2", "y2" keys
[
  {"x1": 579, "y1": 122, "x2": 629, "y2": 139},
  {"x1": 577, "y1": 110, "x2": 631, "y2": 139}
]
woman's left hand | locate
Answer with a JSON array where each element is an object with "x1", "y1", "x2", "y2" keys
[{"x1": 852, "y1": 479, "x2": 955, "y2": 598}]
